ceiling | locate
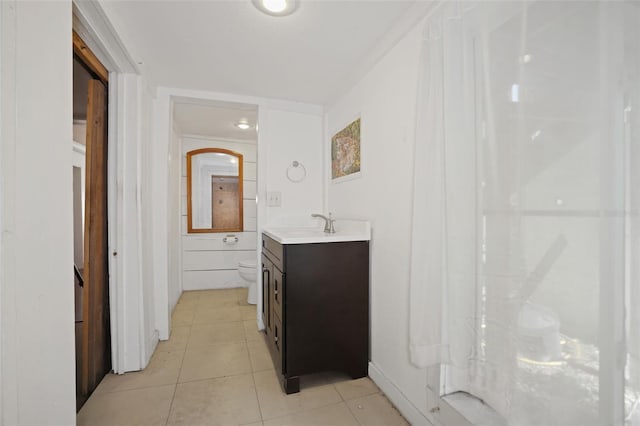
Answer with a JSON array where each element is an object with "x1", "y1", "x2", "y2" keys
[
  {"x1": 102, "y1": 0, "x2": 421, "y2": 105},
  {"x1": 173, "y1": 100, "x2": 258, "y2": 140}
]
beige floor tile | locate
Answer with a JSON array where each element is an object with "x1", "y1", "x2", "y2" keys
[
  {"x1": 176, "y1": 301, "x2": 198, "y2": 311},
  {"x1": 172, "y1": 309, "x2": 194, "y2": 326},
  {"x1": 96, "y1": 350, "x2": 184, "y2": 393},
  {"x1": 198, "y1": 289, "x2": 239, "y2": 306},
  {"x1": 193, "y1": 305, "x2": 243, "y2": 324},
  {"x1": 297, "y1": 372, "x2": 345, "y2": 389},
  {"x1": 197, "y1": 297, "x2": 242, "y2": 309},
  {"x1": 254, "y1": 370, "x2": 342, "y2": 420},
  {"x1": 346, "y1": 393, "x2": 409, "y2": 426},
  {"x1": 204, "y1": 288, "x2": 239, "y2": 297},
  {"x1": 236, "y1": 287, "x2": 250, "y2": 304},
  {"x1": 248, "y1": 338, "x2": 274, "y2": 372},
  {"x1": 179, "y1": 342, "x2": 251, "y2": 383},
  {"x1": 175, "y1": 296, "x2": 199, "y2": 310},
  {"x1": 262, "y1": 402, "x2": 359, "y2": 426},
  {"x1": 178, "y1": 290, "x2": 201, "y2": 303},
  {"x1": 158, "y1": 326, "x2": 191, "y2": 352},
  {"x1": 80, "y1": 288, "x2": 404, "y2": 426},
  {"x1": 188, "y1": 321, "x2": 245, "y2": 347},
  {"x1": 334, "y1": 377, "x2": 380, "y2": 401},
  {"x1": 77, "y1": 384, "x2": 175, "y2": 426},
  {"x1": 243, "y1": 319, "x2": 263, "y2": 341},
  {"x1": 167, "y1": 374, "x2": 261, "y2": 426},
  {"x1": 240, "y1": 304, "x2": 258, "y2": 320}
]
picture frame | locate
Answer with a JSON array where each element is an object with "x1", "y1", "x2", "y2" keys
[{"x1": 331, "y1": 118, "x2": 361, "y2": 183}]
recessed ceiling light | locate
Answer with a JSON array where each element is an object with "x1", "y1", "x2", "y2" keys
[
  {"x1": 264, "y1": 0, "x2": 286, "y2": 13},
  {"x1": 252, "y1": 0, "x2": 299, "y2": 17},
  {"x1": 235, "y1": 120, "x2": 251, "y2": 130}
]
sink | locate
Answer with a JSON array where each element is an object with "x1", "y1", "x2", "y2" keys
[{"x1": 263, "y1": 220, "x2": 371, "y2": 244}]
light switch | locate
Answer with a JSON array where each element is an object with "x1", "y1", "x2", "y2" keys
[{"x1": 267, "y1": 191, "x2": 282, "y2": 207}]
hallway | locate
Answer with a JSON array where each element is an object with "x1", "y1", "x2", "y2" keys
[{"x1": 77, "y1": 288, "x2": 408, "y2": 426}]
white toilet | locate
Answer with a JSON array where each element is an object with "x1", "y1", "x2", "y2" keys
[{"x1": 238, "y1": 259, "x2": 257, "y2": 305}]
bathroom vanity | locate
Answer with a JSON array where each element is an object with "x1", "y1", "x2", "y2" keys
[{"x1": 261, "y1": 222, "x2": 370, "y2": 394}]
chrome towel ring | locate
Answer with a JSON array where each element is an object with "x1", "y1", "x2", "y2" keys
[{"x1": 286, "y1": 160, "x2": 306, "y2": 183}]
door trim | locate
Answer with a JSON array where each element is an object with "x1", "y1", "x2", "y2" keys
[
  {"x1": 73, "y1": 1, "x2": 142, "y2": 374},
  {"x1": 72, "y1": 30, "x2": 108, "y2": 84},
  {"x1": 81, "y1": 77, "x2": 110, "y2": 395}
]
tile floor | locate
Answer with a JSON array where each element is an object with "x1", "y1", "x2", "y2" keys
[{"x1": 77, "y1": 288, "x2": 409, "y2": 426}]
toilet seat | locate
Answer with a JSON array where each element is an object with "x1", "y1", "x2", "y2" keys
[{"x1": 239, "y1": 259, "x2": 256, "y2": 268}]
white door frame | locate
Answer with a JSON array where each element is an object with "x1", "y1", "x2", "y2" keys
[
  {"x1": 154, "y1": 88, "x2": 324, "y2": 340},
  {"x1": 73, "y1": 0, "x2": 144, "y2": 373},
  {"x1": 154, "y1": 88, "x2": 269, "y2": 339}
]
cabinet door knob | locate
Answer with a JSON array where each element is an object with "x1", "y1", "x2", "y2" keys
[{"x1": 274, "y1": 336, "x2": 279, "y2": 343}]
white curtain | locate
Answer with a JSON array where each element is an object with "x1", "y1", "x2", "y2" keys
[
  {"x1": 408, "y1": 2, "x2": 449, "y2": 369},
  {"x1": 409, "y1": 1, "x2": 640, "y2": 424}
]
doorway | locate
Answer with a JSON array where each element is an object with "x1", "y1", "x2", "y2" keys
[
  {"x1": 73, "y1": 31, "x2": 111, "y2": 411},
  {"x1": 170, "y1": 99, "x2": 258, "y2": 303}
]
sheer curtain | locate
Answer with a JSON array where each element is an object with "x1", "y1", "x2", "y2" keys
[{"x1": 409, "y1": 1, "x2": 640, "y2": 424}]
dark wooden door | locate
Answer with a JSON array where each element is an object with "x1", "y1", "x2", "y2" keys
[
  {"x1": 211, "y1": 176, "x2": 240, "y2": 229},
  {"x1": 81, "y1": 79, "x2": 111, "y2": 396}
]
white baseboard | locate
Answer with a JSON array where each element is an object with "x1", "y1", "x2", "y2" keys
[{"x1": 368, "y1": 362, "x2": 434, "y2": 426}]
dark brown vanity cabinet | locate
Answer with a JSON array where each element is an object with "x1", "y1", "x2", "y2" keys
[{"x1": 261, "y1": 234, "x2": 370, "y2": 394}]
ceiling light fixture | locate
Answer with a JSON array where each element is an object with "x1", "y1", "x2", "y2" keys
[
  {"x1": 235, "y1": 120, "x2": 251, "y2": 130},
  {"x1": 252, "y1": 0, "x2": 299, "y2": 17}
]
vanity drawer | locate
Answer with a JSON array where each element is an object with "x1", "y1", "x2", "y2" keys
[{"x1": 262, "y1": 235, "x2": 284, "y2": 270}]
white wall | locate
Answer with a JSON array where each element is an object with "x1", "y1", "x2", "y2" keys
[
  {"x1": 264, "y1": 109, "x2": 324, "y2": 226},
  {"x1": 0, "y1": 1, "x2": 76, "y2": 424},
  {"x1": 153, "y1": 92, "x2": 172, "y2": 340},
  {"x1": 326, "y1": 22, "x2": 433, "y2": 425},
  {"x1": 139, "y1": 82, "x2": 158, "y2": 362},
  {"x1": 73, "y1": 121, "x2": 87, "y2": 145},
  {"x1": 180, "y1": 136, "x2": 257, "y2": 291},
  {"x1": 168, "y1": 126, "x2": 182, "y2": 312},
  {"x1": 72, "y1": 143, "x2": 86, "y2": 267}
]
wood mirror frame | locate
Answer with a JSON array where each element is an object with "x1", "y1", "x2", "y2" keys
[{"x1": 186, "y1": 148, "x2": 244, "y2": 233}]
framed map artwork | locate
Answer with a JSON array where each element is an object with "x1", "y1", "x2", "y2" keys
[{"x1": 331, "y1": 118, "x2": 361, "y2": 182}]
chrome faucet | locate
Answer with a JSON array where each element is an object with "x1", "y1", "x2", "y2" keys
[{"x1": 311, "y1": 213, "x2": 336, "y2": 233}]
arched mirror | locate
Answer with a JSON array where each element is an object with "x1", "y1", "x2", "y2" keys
[{"x1": 187, "y1": 148, "x2": 243, "y2": 233}]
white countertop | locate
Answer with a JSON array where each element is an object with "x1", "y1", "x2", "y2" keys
[{"x1": 263, "y1": 220, "x2": 371, "y2": 244}]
